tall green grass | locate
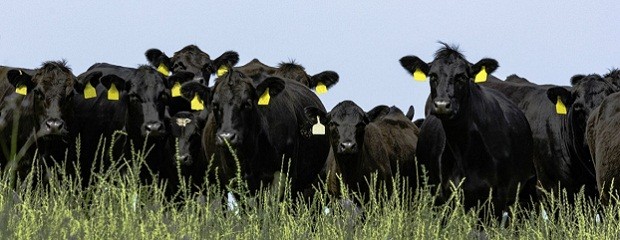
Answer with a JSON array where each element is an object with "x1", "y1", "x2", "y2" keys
[{"x1": 0, "y1": 135, "x2": 619, "y2": 239}]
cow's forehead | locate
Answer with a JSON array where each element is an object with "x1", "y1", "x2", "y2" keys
[
  {"x1": 213, "y1": 75, "x2": 254, "y2": 102},
  {"x1": 574, "y1": 77, "x2": 610, "y2": 94},
  {"x1": 330, "y1": 104, "x2": 365, "y2": 124},
  {"x1": 429, "y1": 57, "x2": 469, "y2": 75}
]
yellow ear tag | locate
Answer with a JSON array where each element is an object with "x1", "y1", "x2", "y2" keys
[
  {"x1": 171, "y1": 81, "x2": 182, "y2": 97},
  {"x1": 15, "y1": 85, "x2": 27, "y2": 95},
  {"x1": 474, "y1": 66, "x2": 488, "y2": 83},
  {"x1": 556, "y1": 96, "x2": 567, "y2": 115},
  {"x1": 157, "y1": 63, "x2": 171, "y2": 77},
  {"x1": 217, "y1": 65, "x2": 229, "y2": 77},
  {"x1": 191, "y1": 93, "x2": 204, "y2": 110},
  {"x1": 258, "y1": 87, "x2": 271, "y2": 106},
  {"x1": 312, "y1": 116, "x2": 325, "y2": 135},
  {"x1": 107, "y1": 83, "x2": 120, "y2": 101},
  {"x1": 315, "y1": 82, "x2": 328, "y2": 95},
  {"x1": 413, "y1": 68, "x2": 427, "y2": 81},
  {"x1": 83, "y1": 81, "x2": 97, "y2": 99}
]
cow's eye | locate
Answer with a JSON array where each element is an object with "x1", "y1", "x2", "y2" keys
[
  {"x1": 128, "y1": 93, "x2": 141, "y2": 101},
  {"x1": 159, "y1": 92, "x2": 169, "y2": 102},
  {"x1": 242, "y1": 100, "x2": 252, "y2": 109},
  {"x1": 34, "y1": 89, "x2": 44, "y2": 100}
]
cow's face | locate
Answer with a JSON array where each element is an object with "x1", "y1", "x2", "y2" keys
[
  {"x1": 305, "y1": 101, "x2": 367, "y2": 155},
  {"x1": 210, "y1": 70, "x2": 284, "y2": 147},
  {"x1": 7, "y1": 61, "x2": 85, "y2": 137},
  {"x1": 170, "y1": 111, "x2": 206, "y2": 166},
  {"x1": 400, "y1": 45, "x2": 498, "y2": 119},
  {"x1": 146, "y1": 46, "x2": 240, "y2": 87},
  {"x1": 328, "y1": 101, "x2": 367, "y2": 155},
  {"x1": 100, "y1": 67, "x2": 169, "y2": 137}
]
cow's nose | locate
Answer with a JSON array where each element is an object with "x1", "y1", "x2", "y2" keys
[
  {"x1": 194, "y1": 76, "x2": 206, "y2": 85},
  {"x1": 217, "y1": 132, "x2": 239, "y2": 146},
  {"x1": 433, "y1": 100, "x2": 451, "y2": 114},
  {"x1": 45, "y1": 118, "x2": 64, "y2": 132},
  {"x1": 339, "y1": 141, "x2": 356, "y2": 153},
  {"x1": 144, "y1": 122, "x2": 164, "y2": 134},
  {"x1": 176, "y1": 154, "x2": 192, "y2": 165},
  {"x1": 219, "y1": 132, "x2": 235, "y2": 141}
]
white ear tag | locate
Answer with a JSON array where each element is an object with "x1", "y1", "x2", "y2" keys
[{"x1": 312, "y1": 116, "x2": 325, "y2": 135}]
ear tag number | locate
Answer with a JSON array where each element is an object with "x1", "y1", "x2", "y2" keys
[
  {"x1": 107, "y1": 83, "x2": 120, "y2": 101},
  {"x1": 474, "y1": 66, "x2": 488, "y2": 83},
  {"x1": 171, "y1": 81, "x2": 182, "y2": 97},
  {"x1": 315, "y1": 82, "x2": 328, "y2": 95},
  {"x1": 157, "y1": 63, "x2": 171, "y2": 77},
  {"x1": 312, "y1": 116, "x2": 325, "y2": 135},
  {"x1": 258, "y1": 87, "x2": 271, "y2": 106},
  {"x1": 191, "y1": 93, "x2": 204, "y2": 110},
  {"x1": 556, "y1": 96, "x2": 567, "y2": 115},
  {"x1": 413, "y1": 68, "x2": 427, "y2": 81},
  {"x1": 217, "y1": 66, "x2": 229, "y2": 77},
  {"x1": 83, "y1": 81, "x2": 97, "y2": 99}
]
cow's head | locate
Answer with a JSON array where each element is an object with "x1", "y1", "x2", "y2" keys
[
  {"x1": 273, "y1": 61, "x2": 339, "y2": 91},
  {"x1": 547, "y1": 74, "x2": 617, "y2": 121},
  {"x1": 210, "y1": 68, "x2": 285, "y2": 147},
  {"x1": 305, "y1": 101, "x2": 368, "y2": 155},
  {"x1": 99, "y1": 66, "x2": 169, "y2": 137},
  {"x1": 547, "y1": 74, "x2": 617, "y2": 151},
  {"x1": 400, "y1": 43, "x2": 498, "y2": 119},
  {"x1": 7, "y1": 61, "x2": 88, "y2": 137},
  {"x1": 145, "y1": 45, "x2": 239, "y2": 86},
  {"x1": 170, "y1": 111, "x2": 207, "y2": 166}
]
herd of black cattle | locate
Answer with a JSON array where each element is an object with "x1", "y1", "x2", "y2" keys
[{"x1": 1, "y1": 43, "x2": 620, "y2": 216}]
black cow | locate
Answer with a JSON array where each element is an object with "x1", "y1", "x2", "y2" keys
[
  {"x1": 200, "y1": 66, "x2": 330, "y2": 196},
  {"x1": 73, "y1": 63, "x2": 176, "y2": 192},
  {"x1": 542, "y1": 74, "x2": 618, "y2": 197},
  {"x1": 235, "y1": 59, "x2": 339, "y2": 93},
  {"x1": 400, "y1": 44, "x2": 536, "y2": 216},
  {"x1": 478, "y1": 77, "x2": 577, "y2": 198},
  {"x1": 169, "y1": 110, "x2": 211, "y2": 191},
  {"x1": 586, "y1": 92, "x2": 620, "y2": 203},
  {"x1": 0, "y1": 61, "x2": 88, "y2": 182},
  {"x1": 305, "y1": 102, "x2": 419, "y2": 200},
  {"x1": 145, "y1": 45, "x2": 239, "y2": 115}
]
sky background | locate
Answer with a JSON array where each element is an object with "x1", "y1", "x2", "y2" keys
[{"x1": 1, "y1": 1, "x2": 618, "y2": 119}]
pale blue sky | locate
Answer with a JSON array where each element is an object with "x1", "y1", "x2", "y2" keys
[{"x1": 1, "y1": 1, "x2": 618, "y2": 119}]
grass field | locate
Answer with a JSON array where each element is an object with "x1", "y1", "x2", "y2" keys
[{"x1": 1, "y1": 139, "x2": 620, "y2": 239}]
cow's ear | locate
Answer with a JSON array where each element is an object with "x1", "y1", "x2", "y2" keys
[
  {"x1": 570, "y1": 74, "x2": 586, "y2": 86},
  {"x1": 168, "y1": 72, "x2": 195, "y2": 97},
  {"x1": 399, "y1": 56, "x2": 430, "y2": 81},
  {"x1": 547, "y1": 87, "x2": 573, "y2": 114},
  {"x1": 406, "y1": 105, "x2": 415, "y2": 121},
  {"x1": 181, "y1": 80, "x2": 210, "y2": 111},
  {"x1": 413, "y1": 118, "x2": 424, "y2": 128},
  {"x1": 471, "y1": 58, "x2": 499, "y2": 83},
  {"x1": 366, "y1": 105, "x2": 390, "y2": 122},
  {"x1": 100, "y1": 74, "x2": 127, "y2": 101},
  {"x1": 212, "y1": 51, "x2": 240, "y2": 77},
  {"x1": 75, "y1": 71, "x2": 102, "y2": 98},
  {"x1": 180, "y1": 81, "x2": 210, "y2": 102},
  {"x1": 7, "y1": 69, "x2": 35, "y2": 95},
  {"x1": 309, "y1": 71, "x2": 339, "y2": 94},
  {"x1": 145, "y1": 48, "x2": 173, "y2": 76},
  {"x1": 304, "y1": 106, "x2": 328, "y2": 125},
  {"x1": 255, "y1": 76, "x2": 285, "y2": 105}
]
